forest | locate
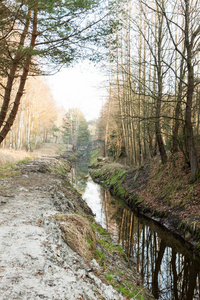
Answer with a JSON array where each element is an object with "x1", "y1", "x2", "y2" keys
[
  {"x1": 0, "y1": 2, "x2": 200, "y2": 299},
  {"x1": 0, "y1": 0, "x2": 200, "y2": 182},
  {"x1": 98, "y1": 0, "x2": 200, "y2": 183}
]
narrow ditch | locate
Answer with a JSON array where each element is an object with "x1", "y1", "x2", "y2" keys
[{"x1": 71, "y1": 160, "x2": 200, "y2": 300}]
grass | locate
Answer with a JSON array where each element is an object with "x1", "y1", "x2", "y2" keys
[
  {"x1": 32, "y1": 142, "x2": 66, "y2": 157},
  {"x1": 0, "y1": 143, "x2": 67, "y2": 178},
  {"x1": 56, "y1": 212, "x2": 148, "y2": 299},
  {"x1": 0, "y1": 143, "x2": 67, "y2": 167},
  {"x1": 0, "y1": 157, "x2": 32, "y2": 178},
  {"x1": 95, "y1": 250, "x2": 106, "y2": 262},
  {"x1": 106, "y1": 274, "x2": 114, "y2": 282},
  {"x1": 51, "y1": 160, "x2": 71, "y2": 178},
  {"x1": 117, "y1": 284, "x2": 145, "y2": 300},
  {"x1": 89, "y1": 148, "x2": 103, "y2": 165},
  {"x1": 0, "y1": 162, "x2": 20, "y2": 178},
  {"x1": 54, "y1": 213, "x2": 97, "y2": 263},
  {"x1": 0, "y1": 149, "x2": 33, "y2": 167},
  {"x1": 90, "y1": 222, "x2": 109, "y2": 236}
]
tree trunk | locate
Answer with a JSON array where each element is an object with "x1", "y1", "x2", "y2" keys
[
  {"x1": 172, "y1": 57, "x2": 185, "y2": 153},
  {"x1": 0, "y1": 8, "x2": 32, "y2": 128},
  {"x1": 155, "y1": 9, "x2": 167, "y2": 164},
  {"x1": 152, "y1": 240, "x2": 166, "y2": 299},
  {"x1": 185, "y1": 65, "x2": 199, "y2": 181},
  {"x1": 184, "y1": 0, "x2": 199, "y2": 181},
  {"x1": 0, "y1": 8, "x2": 37, "y2": 144}
]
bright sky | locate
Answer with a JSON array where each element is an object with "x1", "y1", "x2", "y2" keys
[{"x1": 47, "y1": 61, "x2": 108, "y2": 121}]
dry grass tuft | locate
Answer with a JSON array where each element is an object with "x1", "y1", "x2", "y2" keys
[
  {"x1": 33, "y1": 143, "x2": 66, "y2": 157},
  {"x1": 56, "y1": 213, "x2": 97, "y2": 263},
  {"x1": 0, "y1": 149, "x2": 33, "y2": 166},
  {"x1": 0, "y1": 143, "x2": 66, "y2": 167}
]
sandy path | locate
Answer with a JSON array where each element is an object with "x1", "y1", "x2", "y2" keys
[{"x1": 0, "y1": 159, "x2": 123, "y2": 300}]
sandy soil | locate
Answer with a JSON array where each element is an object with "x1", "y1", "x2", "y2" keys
[{"x1": 0, "y1": 158, "x2": 124, "y2": 300}]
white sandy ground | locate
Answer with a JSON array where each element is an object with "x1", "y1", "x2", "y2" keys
[{"x1": 0, "y1": 159, "x2": 124, "y2": 300}]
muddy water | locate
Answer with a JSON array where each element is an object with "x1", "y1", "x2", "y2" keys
[{"x1": 70, "y1": 163, "x2": 200, "y2": 300}]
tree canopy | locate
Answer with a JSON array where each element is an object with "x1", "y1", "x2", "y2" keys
[{"x1": 0, "y1": 0, "x2": 114, "y2": 144}]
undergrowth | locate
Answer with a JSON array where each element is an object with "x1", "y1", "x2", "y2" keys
[
  {"x1": 55, "y1": 212, "x2": 148, "y2": 299},
  {"x1": 89, "y1": 148, "x2": 103, "y2": 165},
  {"x1": 90, "y1": 164, "x2": 128, "y2": 199},
  {"x1": 89, "y1": 152, "x2": 200, "y2": 251},
  {"x1": 0, "y1": 162, "x2": 22, "y2": 178}
]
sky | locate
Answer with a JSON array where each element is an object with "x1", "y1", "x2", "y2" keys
[{"x1": 47, "y1": 61, "x2": 108, "y2": 121}]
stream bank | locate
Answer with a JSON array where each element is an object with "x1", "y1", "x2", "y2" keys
[
  {"x1": 0, "y1": 155, "x2": 152, "y2": 300},
  {"x1": 89, "y1": 153, "x2": 200, "y2": 255}
]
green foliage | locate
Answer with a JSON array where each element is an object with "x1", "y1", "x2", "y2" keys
[
  {"x1": 91, "y1": 222, "x2": 108, "y2": 236},
  {"x1": 16, "y1": 157, "x2": 32, "y2": 165},
  {"x1": 117, "y1": 284, "x2": 141, "y2": 298},
  {"x1": 1, "y1": 0, "x2": 117, "y2": 73},
  {"x1": 32, "y1": 0, "x2": 117, "y2": 66},
  {"x1": 94, "y1": 250, "x2": 106, "y2": 262},
  {"x1": 62, "y1": 109, "x2": 91, "y2": 151},
  {"x1": 89, "y1": 148, "x2": 103, "y2": 165},
  {"x1": 106, "y1": 274, "x2": 114, "y2": 282},
  {"x1": 85, "y1": 237, "x2": 96, "y2": 250}
]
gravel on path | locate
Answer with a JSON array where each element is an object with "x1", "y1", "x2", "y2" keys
[{"x1": 0, "y1": 158, "x2": 124, "y2": 300}]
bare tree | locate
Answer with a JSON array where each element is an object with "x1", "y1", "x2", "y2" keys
[{"x1": 161, "y1": 0, "x2": 200, "y2": 180}]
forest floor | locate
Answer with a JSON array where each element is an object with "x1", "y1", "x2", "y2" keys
[
  {"x1": 89, "y1": 152, "x2": 200, "y2": 255},
  {"x1": 0, "y1": 145, "x2": 153, "y2": 300}
]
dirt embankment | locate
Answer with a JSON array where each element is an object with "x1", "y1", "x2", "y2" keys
[
  {"x1": 89, "y1": 153, "x2": 200, "y2": 254},
  {"x1": 0, "y1": 155, "x2": 152, "y2": 300}
]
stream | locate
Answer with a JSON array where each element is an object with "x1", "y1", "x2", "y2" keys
[{"x1": 70, "y1": 160, "x2": 200, "y2": 300}]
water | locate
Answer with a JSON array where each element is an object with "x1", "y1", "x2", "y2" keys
[{"x1": 70, "y1": 162, "x2": 200, "y2": 300}]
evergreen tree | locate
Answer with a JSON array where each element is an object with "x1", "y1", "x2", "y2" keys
[{"x1": 63, "y1": 109, "x2": 90, "y2": 152}]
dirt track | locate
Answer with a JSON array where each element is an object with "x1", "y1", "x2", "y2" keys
[{"x1": 0, "y1": 158, "x2": 125, "y2": 300}]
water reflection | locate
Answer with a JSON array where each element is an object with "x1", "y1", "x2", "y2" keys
[
  {"x1": 71, "y1": 165, "x2": 200, "y2": 300},
  {"x1": 70, "y1": 163, "x2": 88, "y2": 195}
]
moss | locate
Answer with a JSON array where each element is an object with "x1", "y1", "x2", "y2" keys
[
  {"x1": 89, "y1": 148, "x2": 103, "y2": 165},
  {"x1": 0, "y1": 162, "x2": 20, "y2": 178},
  {"x1": 51, "y1": 160, "x2": 71, "y2": 178},
  {"x1": 90, "y1": 165, "x2": 128, "y2": 201}
]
